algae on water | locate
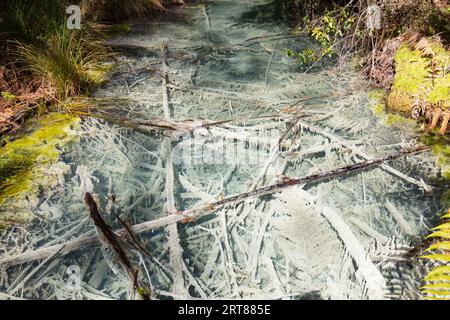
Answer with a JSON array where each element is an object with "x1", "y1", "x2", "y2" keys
[{"x1": 0, "y1": 113, "x2": 80, "y2": 228}]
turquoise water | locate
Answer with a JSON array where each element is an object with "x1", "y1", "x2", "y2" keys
[{"x1": 0, "y1": 0, "x2": 444, "y2": 300}]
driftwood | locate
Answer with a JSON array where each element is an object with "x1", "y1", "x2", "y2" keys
[
  {"x1": 84, "y1": 193, "x2": 150, "y2": 300},
  {"x1": 0, "y1": 145, "x2": 429, "y2": 269}
]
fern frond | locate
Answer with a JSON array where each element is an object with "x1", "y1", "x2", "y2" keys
[
  {"x1": 425, "y1": 296, "x2": 450, "y2": 300},
  {"x1": 421, "y1": 254, "x2": 450, "y2": 262},
  {"x1": 414, "y1": 38, "x2": 435, "y2": 57},
  {"x1": 421, "y1": 283, "x2": 450, "y2": 290},
  {"x1": 426, "y1": 230, "x2": 450, "y2": 239},
  {"x1": 424, "y1": 274, "x2": 450, "y2": 282},
  {"x1": 432, "y1": 223, "x2": 450, "y2": 230},
  {"x1": 426, "y1": 266, "x2": 450, "y2": 277},
  {"x1": 422, "y1": 290, "x2": 450, "y2": 297},
  {"x1": 421, "y1": 210, "x2": 450, "y2": 299},
  {"x1": 425, "y1": 241, "x2": 450, "y2": 252},
  {"x1": 442, "y1": 213, "x2": 450, "y2": 219}
]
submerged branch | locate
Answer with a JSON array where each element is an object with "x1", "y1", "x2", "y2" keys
[
  {"x1": 0, "y1": 145, "x2": 429, "y2": 268},
  {"x1": 161, "y1": 40, "x2": 187, "y2": 298},
  {"x1": 84, "y1": 193, "x2": 150, "y2": 300}
]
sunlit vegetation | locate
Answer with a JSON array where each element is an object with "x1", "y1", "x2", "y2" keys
[
  {"x1": 0, "y1": 0, "x2": 171, "y2": 125},
  {"x1": 0, "y1": 0, "x2": 175, "y2": 228}
]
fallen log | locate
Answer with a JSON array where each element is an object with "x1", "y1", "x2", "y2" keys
[{"x1": 0, "y1": 145, "x2": 429, "y2": 268}]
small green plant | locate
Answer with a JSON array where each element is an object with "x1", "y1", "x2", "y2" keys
[
  {"x1": 286, "y1": 48, "x2": 317, "y2": 64},
  {"x1": 286, "y1": 5, "x2": 355, "y2": 65},
  {"x1": 1, "y1": 91, "x2": 17, "y2": 101},
  {"x1": 309, "y1": 7, "x2": 355, "y2": 58}
]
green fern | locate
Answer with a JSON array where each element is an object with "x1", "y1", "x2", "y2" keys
[{"x1": 420, "y1": 210, "x2": 450, "y2": 300}]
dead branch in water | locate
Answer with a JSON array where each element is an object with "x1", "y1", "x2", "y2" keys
[
  {"x1": 0, "y1": 214, "x2": 182, "y2": 268},
  {"x1": 182, "y1": 145, "x2": 431, "y2": 217},
  {"x1": 161, "y1": 40, "x2": 187, "y2": 298},
  {"x1": 0, "y1": 145, "x2": 429, "y2": 269},
  {"x1": 84, "y1": 193, "x2": 150, "y2": 300},
  {"x1": 298, "y1": 119, "x2": 433, "y2": 192}
]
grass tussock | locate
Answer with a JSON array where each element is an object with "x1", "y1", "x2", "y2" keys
[
  {"x1": 14, "y1": 27, "x2": 110, "y2": 99},
  {"x1": 0, "y1": 0, "x2": 171, "y2": 107}
]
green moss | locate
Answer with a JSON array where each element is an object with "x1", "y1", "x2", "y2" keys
[
  {"x1": 0, "y1": 113, "x2": 80, "y2": 228},
  {"x1": 429, "y1": 74, "x2": 450, "y2": 108},
  {"x1": 385, "y1": 113, "x2": 416, "y2": 126},
  {"x1": 372, "y1": 103, "x2": 385, "y2": 116},
  {"x1": 368, "y1": 89, "x2": 387, "y2": 102},
  {"x1": 368, "y1": 89, "x2": 388, "y2": 117},
  {"x1": 367, "y1": 88, "x2": 419, "y2": 128},
  {"x1": 388, "y1": 45, "x2": 430, "y2": 113},
  {"x1": 387, "y1": 42, "x2": 450, "y2": 113},
  {"x1": 83, "y1": 62, "x2": 115, "y2": 94},
  {"x1": 392, "y1": 46, "x2": 430, "y2": 95}
]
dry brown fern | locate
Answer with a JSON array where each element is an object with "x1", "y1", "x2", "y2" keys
[{"x1": 415, "y1": 38, "x2": 435, "y2": 58}]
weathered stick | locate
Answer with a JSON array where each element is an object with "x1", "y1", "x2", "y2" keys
[
  {"x1": 0, "y1": 215, "x2": 183, "y2": 268},
  {"x1": 182, "y1": 145, "x2": 430, "y2": 217},
  {"x1": 0, "y1": 146, "x2": 429, "y2": 268},
  {"x1": 85, "y1": 193, "x2": 135, "y2": 278},
  {"x1": 161, "y1": 40, "x2": 187, "y2": 297},
  {"x1": 85, "y1": 193, "x2": 150, "y2": 300},
  {"x1": 298, "y1": 120, "x2": 433, "y2": 192}
]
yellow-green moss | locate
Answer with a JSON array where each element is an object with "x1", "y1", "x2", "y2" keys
[
  {"x1": 368, "y1": 88, "x2": 417, "y2": 128},
  {"x1": 83, "y1": 62, "x2": 115, "y2": 95},
  {"x1": 372, "y1": 103, "x2": 385, "y2": 116},
  {"x1": 385, "y1": 113, "x2": 416, "y2": 126},
  {"x1": 0, "y1": 113, "x2": 80, "y2": 228},
  {"x1": 368, "y1": 89, "x2": 388, "y2": 117},
  {"x1": 429, "y1": 74, "x2": 450, "y2": 108},
  {"x1": 387, "y1": 42, "x2": 450, "y2": 113},
  {"x1": 387, "y1": 45, "x2": 430, "y2": 112},
  {"x1": 368, "y1": 88, "x2": 387, "y2": 102}
]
